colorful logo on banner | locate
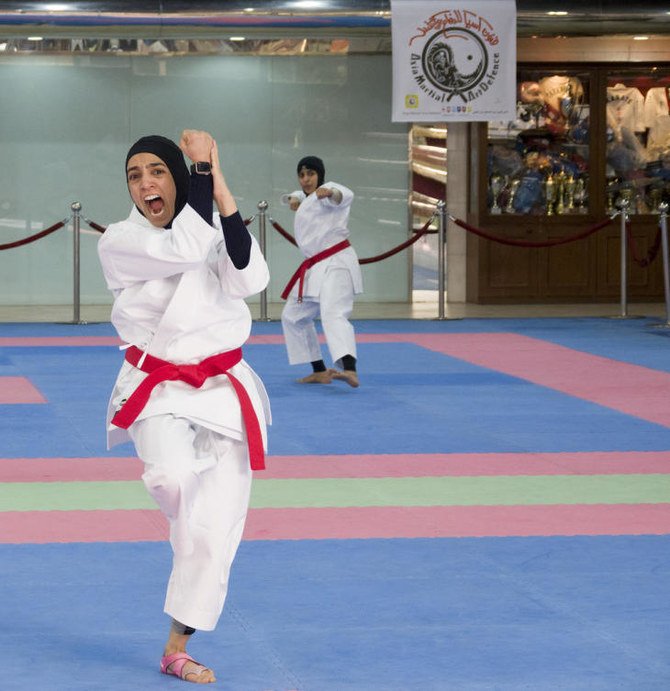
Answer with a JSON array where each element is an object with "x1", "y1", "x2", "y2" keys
[{"x1": 392, "y1": 1, "x2": 516, "y2": 122}]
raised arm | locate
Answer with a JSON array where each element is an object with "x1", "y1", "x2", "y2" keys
[{"x1": 180, "y1": 129, "x2": 251, "y2": 269}]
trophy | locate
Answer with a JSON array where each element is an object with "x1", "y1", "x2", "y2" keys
[
  {"x1": 635, "y1": 189, "x2": 645, "y2": 215},
  {"x1": 544, "y1": 174, "x2": 555, "y2": 215},
  {"x1": 565, "y1": 175, "x2": 576, "y2": 212},
  {"x1": 618, "y1": 188, "x2": 634, "y2": 215},
  {"x1": 574, "y1": 177, "x2": 586, "y2": 213},
  {"x1": 505, "y1": 179, "x2": 521, "y2": 213},
  {"x1": 555, "y1": 171, "x2": 566, "y2": 215},
  {"x1": 490, "y1": 175, "x2": 503, "y2": 214},
  {"x1": 649, "y1": 187, "x2": 662, "y2": 214},
  {"x1": 606, "y1": 179, "x2": 617, "y2": 215}
]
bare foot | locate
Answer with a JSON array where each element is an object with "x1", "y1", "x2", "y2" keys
[
  {"x1": 330, "y1": 369, "x2": 359, "y2": 388},
  {"x1": 297, "y1": 370, "x2": 333, "y2": 384},
  {"x1": 162, "y1": 630, "x2": 215, "y2": 684},
  {"x1": 161, "y1": 651, "x2": 216, "y2": 684}
]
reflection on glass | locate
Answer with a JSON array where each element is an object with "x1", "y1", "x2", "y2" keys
[
  {"x1": 410, "y1": 124, "x2": 446, "y2": 220},
  {"x1": 487, "y1": 70, "x2": 590, "y2": 215},
  {"x1": 606, "y1": 68, "x2": 670, "y2": 214},
  {"x1": 409, "y1": 124, "x2": 446, "y2": 291}
]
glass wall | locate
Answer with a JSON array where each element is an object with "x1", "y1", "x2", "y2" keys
[{"x1": 0, "y1": 51, "x2": 409, "y2": 306}]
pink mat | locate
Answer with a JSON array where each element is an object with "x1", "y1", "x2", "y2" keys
[
  {"x1": 5, "y1": 332, "x2": 669, "y2": 430},
  {"x1": 0, "y1": 457, "x2": 142, "y2": 482},
  {"x1": 0, "y1": 336, "x2": 121, "y2": 347},
  {"x1": 405, "y1": 333, "x2": 670, "y2": 428},
  {"x1": 1, "y1": 503, "x2": 669, "y2": 544},
  {"x1": 0, "y1": 377, "x2": 46, "y2": 404},
  {"x1": 262, "y1": 451, "x2": 670, "y2": 478},
  {"x1": 245, "y1": 504, "x2": 670, "y2": 540},
  {"x1": 3, "y1": 451, "x2": 668, "y2": 482}
]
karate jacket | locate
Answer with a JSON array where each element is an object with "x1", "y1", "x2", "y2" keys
[
  {"x1": 287, "y1": 181, "x2": 363, "y2": 300},
  {"x1": 98, "y1": 204, "x2": 271, "y2": 450}
]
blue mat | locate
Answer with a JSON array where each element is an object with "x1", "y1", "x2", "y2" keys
[
  {"x1": 2, "y1": 318, "x2": 670, "y2": 690},
  {"x1": 2, "y1": 320, "x2": 670, "y2": 457},
  {"x1": 2, "y1": 537, "x2": 669, "y2": 690}
]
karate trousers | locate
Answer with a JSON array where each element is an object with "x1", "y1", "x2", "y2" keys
[
  {"x1": 129, "y1": 414, "x2": 252, "y2": 631},
  {"x1": 281, "y1": 267, "x2": 357, "y2": 367}
]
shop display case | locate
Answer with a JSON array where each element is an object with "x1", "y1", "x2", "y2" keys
[
  {"x1": 467, "y1": 64, "x2": 669, "y2": 303},
  {"x1": 605, "y1": 68, "x2": 670, "y2": 216},
  {"x1": 487, "y1": 70, "x2": 591, "y2": 218}
]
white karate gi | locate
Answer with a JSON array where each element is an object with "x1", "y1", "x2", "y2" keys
[
  {"x1": 644, "y1": 87, "x2": 670, "y2": 154},
  {"x1": 606, "y1": 84, "x2": 646, "y2": 140},
  {"x1": 280, "y1": 182, "x2": 363, "y2": 367},
  {"x1": 98, "y1": 203, "x2": 271, "y2": 631}
]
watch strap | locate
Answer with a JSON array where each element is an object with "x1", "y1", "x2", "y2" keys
[{"x1": 190, "y1": 162, "x2": 212, "y2": 175}]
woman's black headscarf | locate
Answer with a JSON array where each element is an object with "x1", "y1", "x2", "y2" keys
[
  {"x1": 297, "y1": 155, "x2": 325, "y2": 188},
  {"x1": 125, "y1": 135, "x2": 190, "y2": 226}
]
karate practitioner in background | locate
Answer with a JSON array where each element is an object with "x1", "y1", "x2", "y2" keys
[
  {"x1": 98, "y1": 130, "x2": 270, "y2": 684},
  {"x1": 280, "y1": 156, "x2": 363, "y2": 387}
]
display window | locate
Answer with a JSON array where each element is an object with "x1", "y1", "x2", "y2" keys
[
  {"x1": 486, "y1": 69, "x2": 591, "y2": 216},
  {"x1": 605, "y1": 67, "x2": 670, "y2": 215}
]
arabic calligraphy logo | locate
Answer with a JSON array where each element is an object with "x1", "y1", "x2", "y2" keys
[{"x1": 421, "y1": 28, "x2": 488, "y2": 102}]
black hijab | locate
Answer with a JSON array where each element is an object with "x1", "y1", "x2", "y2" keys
[
  {"x1": 297, "y1": 155, "x2": 325, "y2": 188},
  {"x1": 125, "y1": 135, "x2": 190, "y2": 226}
]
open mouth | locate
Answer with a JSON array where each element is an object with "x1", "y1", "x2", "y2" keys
[{"x1": 144, "y1": 194, "x2": 164, "y2": 216}]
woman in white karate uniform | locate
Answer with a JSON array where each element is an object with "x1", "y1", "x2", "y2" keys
[
  {"x1": 280, "y1": 156, "x2": 363, "y2": 388},
  {"x1": 98, "y1": 130, "x2": 270, "y2": 684}
]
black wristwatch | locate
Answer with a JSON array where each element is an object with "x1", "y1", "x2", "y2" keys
[{"x1": 190, "y1": 162, "x2": 212, "y2": 175}]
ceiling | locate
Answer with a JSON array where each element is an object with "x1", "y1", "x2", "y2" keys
[{"x1": 0, "y1": 1, "x2": 668, "y2": 38}]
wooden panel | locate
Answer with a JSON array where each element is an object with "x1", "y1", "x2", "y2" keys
[
  {"x1": 627, "y1": 224, "x2": 665, "y2": 295},
  {"x1": 487, "y1": 243, "x2": 535, "y2": 290},
  {"x1": 542, "y1": 236, "x2": 594, "y2": 296},
  {"x1": 475, "y1": 220, "x2": 539, "y2": 300},
  {"x1": 596, "y1": 231, "x2": 622, "y2": 296}
]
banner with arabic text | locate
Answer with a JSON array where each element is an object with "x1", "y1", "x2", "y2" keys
[{"x1": 392, "y1": 0, "x2": 517, "y2": 122}]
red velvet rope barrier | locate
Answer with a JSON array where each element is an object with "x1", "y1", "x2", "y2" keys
[
  {"x1": 270, "y1": 218, "x2": 298, "y2": 247},
  {"x1": 451, "y1": 216, "x2": 614, "y2": 248},
  {"x1": 0, "y1": 219, "x2": 67, "y2": 251},
  {"x1": 269, "y1": 216, "x2": 437, "y2": 263},
  {"x1": 85, "y1": 219, "x2": 106, "y2": 233},
  {"x1": 359, "y1": 219, "x2": 436, "y2": 265},
  {"x1": 626, "y1": 221, "x2": 662, "y2": 268}
]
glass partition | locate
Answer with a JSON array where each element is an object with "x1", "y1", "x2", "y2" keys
[{"x1": 0, "y1": 51, "x2": 408, "y2": 307}]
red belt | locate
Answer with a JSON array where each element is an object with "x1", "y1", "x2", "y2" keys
[
  {"x1": 281, "y1": 239, "x2": 351, "y2": 302},
  {"x1": 111, "y1": 346, "x2": 265, "y2": 471}
]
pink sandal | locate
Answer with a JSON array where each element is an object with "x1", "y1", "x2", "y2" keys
[{"x1": 160, "y1": 651, "x2": 213, "y2": 682}]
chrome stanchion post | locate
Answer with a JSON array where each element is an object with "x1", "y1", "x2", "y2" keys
[
  {"x1": 436, "y1": 200, "x2": 447, "y2": 320},
  {"x1": 618, "y1": 197, "x2": 630, "y2": 318},
  {"x1": 256, "y1": 200, "x2": 271, "y2": 321},
  {"x1": 657, "y1": 202, "x2": 670, "y2": 327},
  {"x1": 70, "y1": 201, "x2": 84, "y2": 324}
]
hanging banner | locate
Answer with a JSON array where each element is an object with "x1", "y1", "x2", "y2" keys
[{"x1": 391, "y1": 0, "x2": 517, "y2": 122}]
